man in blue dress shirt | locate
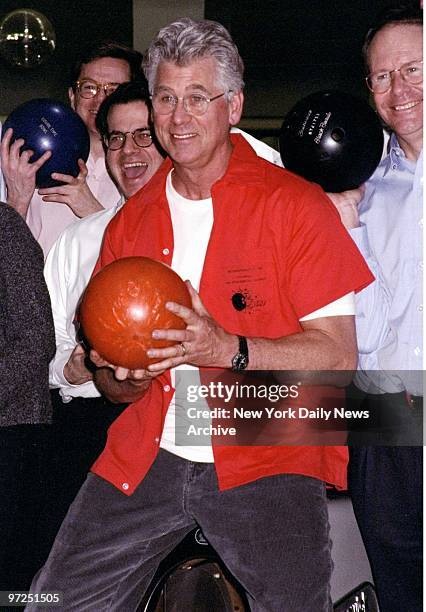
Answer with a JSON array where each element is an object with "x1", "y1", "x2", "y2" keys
[{"x1": 331, "y1": 5, "x2": 423, "y2": 612}]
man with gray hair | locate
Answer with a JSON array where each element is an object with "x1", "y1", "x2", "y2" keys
[{"x1": 28, "y1": 19, "x2": 373, "y2": 611}]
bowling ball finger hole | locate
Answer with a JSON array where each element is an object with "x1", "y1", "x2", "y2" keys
[{"x1": 331, "y1": 127, "x2": 345, "y2": 143}]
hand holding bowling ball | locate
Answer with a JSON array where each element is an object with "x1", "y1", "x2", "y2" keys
[
  {"x1": 0, "y1": 126, "x2": 52, "y2": 216},
  {"x1": 279, "y1": 90, "x2": 384, "y2": 192},
  {"x1": 79, "y1": 257, "x2": 192, "y2": 370},
  {"x1": 2, "y1": 98, "x2": 90, "y2": 189}
]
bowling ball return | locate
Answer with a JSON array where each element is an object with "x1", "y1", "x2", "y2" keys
[
  {"x1": 79, "y1": 256, "x2": 192, "y2": 370},
  {"x1": 2, "y1": 98, "x2": 90, "y2": 188},
  {"x1": 279, "y1": 90, "x2": 384, "y2": 192}
]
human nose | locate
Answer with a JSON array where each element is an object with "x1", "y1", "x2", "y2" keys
[
  {"x1": 121, "y1": 133, "x2": 138, "y2": 154},
  {"x1": 171, "y1": 97, "x2": 191, "y2": 123},
  {"x1": 94, "y1": 85, "x2": 108, "y2": 101},
  {"x1": 389, "y1": 69, "x2": 406, "y2": 94}
]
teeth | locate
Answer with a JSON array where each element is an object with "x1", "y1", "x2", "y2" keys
[
  {"x1": 124, "y1": 162, "x2": 148, "y2": 168},
  {"x1": 394, "y1": 100, "x2": 421, "y2": 111},
  {"x1": 172, "y1": 133, "x2": 196, "y2": 140}
]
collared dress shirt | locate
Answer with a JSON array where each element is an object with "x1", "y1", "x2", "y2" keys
[
  {"x1": 45, "y1": 200, "x2": 122, "y2": 401},
  {"x1": 26, "y1": 152, "x2": 120, "y2": 258},
  {"x1": 350, "y1": 134, "x2": 423, "y2": 395}
]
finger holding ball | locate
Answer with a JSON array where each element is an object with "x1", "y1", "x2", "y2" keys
[{"x1": 2, "y1": 98, "x2": 90, "y2": 189}]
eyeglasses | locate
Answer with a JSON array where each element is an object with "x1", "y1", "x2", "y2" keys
[
  {"x1": 104, "y1": 128, "x2": 153, "y2": 151},
  {"x1": 366, "y1": 59, "x2": 423, "y2": 94},
  {"x1": 76, "y1": 79, "x2": 121, "y2": 99},
  {"x1": 151, "y1": 91, "x2": 229, "y2": 116}
]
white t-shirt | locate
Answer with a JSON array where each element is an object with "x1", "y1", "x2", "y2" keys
[
  {"x1": 160, "y1": 171, "x2": 355, "y2": 462},
  {"x1": 160, "y1": 171, "x2": 215, "y2": 461}
]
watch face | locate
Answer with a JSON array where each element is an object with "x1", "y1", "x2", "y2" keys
[{"x1": 232, "y1": 353, "x2": 249, "y2": 371}]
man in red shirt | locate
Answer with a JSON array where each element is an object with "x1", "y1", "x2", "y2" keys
[{"x1": 28, "y1": 19, "x2": 373, "y2": 612}]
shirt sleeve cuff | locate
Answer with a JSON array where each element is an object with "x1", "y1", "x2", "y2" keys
[{"x1": 49, "y1": 347, "x2": 100, "y2": 399}]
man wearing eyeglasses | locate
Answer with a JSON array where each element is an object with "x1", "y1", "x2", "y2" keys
[
  {"x1": 27, "y1": 19, "x2": 374, "y2": 612},
  {"x1": 1, "y1": 41, "x2": 142, "y2": 257},
  {"x1": 330, "y1": 5, "x2": 423, "y2": 612},
  {"x1": 40, "y1": 75, "x2": 282, "y2": 572}
]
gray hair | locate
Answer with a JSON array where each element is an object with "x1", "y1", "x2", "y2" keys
[{"x1": 143, "y1": 18, "x2": 245, "y2": 96}]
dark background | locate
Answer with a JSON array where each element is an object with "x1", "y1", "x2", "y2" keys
[
  {"x1": 205, "y1": 0, "x2": 392, "y2": 114},
  {"x1": 0, "y1": 1, "x2": 392, "y2": 124},
  {"x1": 0, "y1": 0, "x2": 134, "y2": 114}
]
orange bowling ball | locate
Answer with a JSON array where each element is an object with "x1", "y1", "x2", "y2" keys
[{"x1": 79, "y1": 256, "x2": 192, "y2": 369}]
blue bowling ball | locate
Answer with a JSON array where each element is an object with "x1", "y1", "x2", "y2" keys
[{"x1": 2, "y1": 98, "x2": 90, "y2": 188}]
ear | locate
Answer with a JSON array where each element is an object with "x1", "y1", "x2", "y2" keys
[
  {"x1": 68, "y1": 87, "x2": 76, "y2": 110},
  {"x1": 228, "y1": 91, "x2": 244, "y2": 126}
]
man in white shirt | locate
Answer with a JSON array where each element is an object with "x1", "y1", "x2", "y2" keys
[
  {"x1": 39, "y1": 80, "x2": 165, "y2": 562},
  {"x1": 46, "y1": 81, "x2": 164, "y2": 401},
  {"x1": 0, "y1": 41, "x2": 143, "y2": 257}
]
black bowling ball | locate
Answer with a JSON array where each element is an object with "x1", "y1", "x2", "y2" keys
[
  {"x1": 2, "y1": 98, "x2": 90, "y2": 189},
  {"x1": 279, "y1": 90, "x2": 384, "y2": 192}
]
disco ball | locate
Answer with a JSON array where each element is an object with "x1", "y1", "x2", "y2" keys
[{"x1": 0, "y1": 9, "x2": 56, "y2": 69}]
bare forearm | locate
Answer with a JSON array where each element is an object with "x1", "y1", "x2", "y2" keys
[
  {"x1": 248, "y1": 331, "x2": 355, "y2": 371},
  {"x1": 147, "y1": 297, "x2": 357, "y2": 380},
  {"x1": 94, "y1": 367, "x2": 151, "y2": 403}
]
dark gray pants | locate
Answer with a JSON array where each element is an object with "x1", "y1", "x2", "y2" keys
[{"x1": 27, "y1": 450, "x2": 333, "y2": 612}]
